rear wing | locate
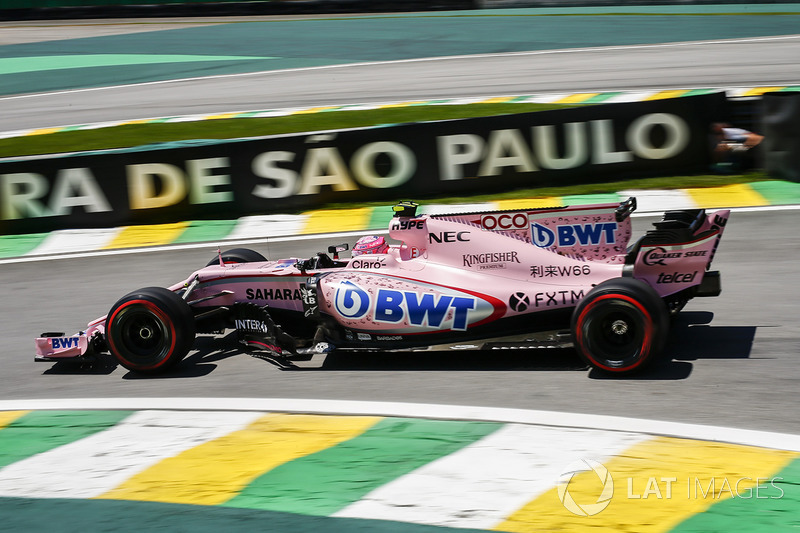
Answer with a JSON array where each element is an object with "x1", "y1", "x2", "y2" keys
[{"x1": 627, "y1": 208, "x2": 730, "y2": 298}]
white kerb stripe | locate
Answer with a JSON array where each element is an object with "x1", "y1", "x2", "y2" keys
[
  {"x1": 225, "y1": 214, "x2": 309, "y2": 240},
  {"x1": 28, "y1": 227, "x2": 123, "y2": 256},
  {"x1": 0, "y1": 410, "x2": 263, "y2": 498},
  {"x1": 611, "y1": 91, "x2": 661, "y2": 103},
  {"x1": 618, "y1": 189, "x2": 698, "y2": 213},
  {"x1": 334, "y1": 424, "x2": 649, "y2": 529},
  {"x1": 528, "y1": 93, "x2": 573, "y2": 103},
  {"x1": 421, "y1": 203, "x2": 497, "y2": 215}
]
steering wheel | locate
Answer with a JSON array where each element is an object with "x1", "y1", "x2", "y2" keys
[{"x1": 297, "y1": 253, "x2": 335, "y2": 271}]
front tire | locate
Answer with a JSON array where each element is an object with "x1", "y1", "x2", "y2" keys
[
  {"x1": 106, "y1": 287, "x2": 196, "y2": 374},
  {"x1": 571, "y1": 278, "x2": 668, "y2": 375}
]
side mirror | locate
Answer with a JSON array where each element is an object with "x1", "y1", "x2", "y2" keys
[{"x1": 327, "y1": 243, "x2": 349, "y2": 260}]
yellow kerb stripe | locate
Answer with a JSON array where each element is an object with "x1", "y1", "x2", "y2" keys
[
  {"x1": 118, "y1": 119, "x2": 154, "y2": 125},
  {"x1": 205, "y1": 112, "x2": 243, "y2": 120},
  {"x1": 555, "y1": 93, "x2": 600, "y2": 104},
  {"x1": 103, "y1": 222, "x2": 190, "y2": 249},
  {"x1": 495, "y1": 197, "x2": 561, "y2": 211},
  {"x1": 301, "y1": 207, "x2": 373, "y2": 234},
  {"x1": 477, "y1": 96, "x2": 517, "y2": 104},
  {"x1": 97, "y1": 413, "x2": 380, "y2": 506},
  {"x1": 494, "y1": 436, "x2": 797, "y2": 533},
  {"x1": 645, "y1": 90, "x2": 690, "y2": 100},
  {"x1": 684, "y1": 184, "x2": 768, "y2": 209},
  {"x1": 291, "y1": 106, "x2": 339, "y2": 114},
  {"x1": 25, "y1": 128, "x2": 62, "y2": 136},
  {"x1": 0, "y1": 411, "x2": 30, "y2": 429},
  {"x1": 379, "y1": 101, "x2": 427, "y2": 108},
  {"x1": 741, "y1": 86, "x2": 785, "y2": 97}
]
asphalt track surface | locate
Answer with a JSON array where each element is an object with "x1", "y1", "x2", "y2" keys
[
  {"x1": 0, "y1": 11, "x2": 798, "y2": 435},
  {"x1": 4, "y1": 36, "x2": 800, "y2": 131},
  {"x1": 2, "y1": 210, "x2": 798, "y2": 434},
  {"x1": 1, "y1": 11, "x2": 800, "y2": 130}
]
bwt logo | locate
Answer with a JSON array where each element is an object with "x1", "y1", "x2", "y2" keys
[
  {"x1": 51, "y1": 337, "x2": 79, "y2": 349},
  {"x1": 334, "y1": 281, "x2": 371, "y2": 318},
  {"x1": 531, "y1": 222, "x2": 617, "y2": 248},
  {"x1": 333, "y1": 281, "x2": 477, "y2": 330}
]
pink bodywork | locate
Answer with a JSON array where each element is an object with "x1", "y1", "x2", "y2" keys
[
  {"x1": 35, "y1": 200, "x2": 730, "y2": 358},
  {"x1": 35, "y1": 316, "x2": 105, "y2": 360}
]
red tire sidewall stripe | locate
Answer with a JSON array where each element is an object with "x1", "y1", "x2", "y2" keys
[
  {"x1": 107, "y1": 299, "x2": 178, "y2": 370},
  {"x1": 576, "y1": 292, "x2": 653, "y2": 372}
]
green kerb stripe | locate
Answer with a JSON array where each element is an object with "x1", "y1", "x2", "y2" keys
[
  {"x1": 584, "y1": 92, "x2": 624, "y2": 103},
  {"x1": 0, "y1": 497, "x2": 493, "y2": 533},
  {"x1": 748, "y1": 180, "x2": 800, "y2": 205},
  {"x1": 173, "y1": 219, "x2": 238, "y2": 244},
  {"x1": 562, "y1": 192, "x2": 621, "y2": 205},
  {"x1": 223, "y1": 417, "x2": 501, "y2": 515},
  {"x1": 0, "y1": 233, "x2": 49, "y2": 258},
  {"x1": 669, "y1": 456, "x2": 800, "y2": 533},
  {"x1": 366, "y1": 205, "x2": 397, "y2": 229},
  {"x1": 0, "y1": 410, "x2": 132, "y2": 468},
  {"x1": 683, "y1": 88, "x2": 720, "y2": 97}
]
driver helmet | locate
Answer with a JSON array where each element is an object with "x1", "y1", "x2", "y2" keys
[{"x1": 352, "y1": 235, "x2": 389, "y2": 256}]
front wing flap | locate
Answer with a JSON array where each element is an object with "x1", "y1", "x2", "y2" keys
[
  {"x1": 34, "y1": 318, "x2": 105, "y2": 362},
  {"x1": 35, "y1": 333, "x2": 90, "y2": 361}
]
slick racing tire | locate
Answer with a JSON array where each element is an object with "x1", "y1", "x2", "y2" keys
[
  {"x1": 106, "y1": 287, "x2": 196, "y2": 374},
  {"x1": 571, "y1": 278, "x2": 668, "y2": 375},
  {"x1": 206, "y1": 248, "x2": 266, "y2": 267}
]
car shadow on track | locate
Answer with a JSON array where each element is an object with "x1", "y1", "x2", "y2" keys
[
  {"x1": 311, "y1": 348, "x2": 588, "y2": 372},
  {"x1": 42, "y1": 313, "x2": 757, "y2": 379},
  {"x1": 122, "y1": 335, "x2": 235, "y2": 379},
  {"x1": 43, "y1": 336, "x2": 227, "y2": 378},
  {"x1": 667, "y1": 311, "x2": 758, "y2": 361},
  {"x1": 122, "y1": 363, "x2": 217, "y2": 380},
  {"x1": 43, "y1": 357, "x2": 119, "y2": 376},
  {"x1": 182, "y1": 331, "x2": 591, "y2": 373},
  {"x1": 588, "y1": 311, "x2": 758, "y2": 380}
]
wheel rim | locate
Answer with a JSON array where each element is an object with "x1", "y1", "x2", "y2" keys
[
  {"x1": 109, "y1": 302, "x2": 174, "y2": 367},
  {"x1": 599, "y1": 312, "x2": 637, "y2": 350},
  {"x1": 579, "y1": 298, "x2": 651, "y2": 370},
  {"x1": 120, "y1": 312, "x2": 166, "y2": 356}
]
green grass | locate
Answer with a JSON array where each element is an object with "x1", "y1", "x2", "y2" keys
[{"x1": 0, "y1": 102, "x2": 568, "y2": 159}]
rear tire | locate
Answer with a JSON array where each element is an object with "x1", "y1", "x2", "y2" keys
[
  {"x1": 106, "y1": 287, "x2": 195, "y2": 374},
  {"x1": 571, "y1": 278, "x2": 668, "y2": 375},
  {"x1": 206, "y1": 248, "x2": 266, "y2": 267}
]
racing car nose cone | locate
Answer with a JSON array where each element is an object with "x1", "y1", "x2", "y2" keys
[{"x1": 611, "y1": 320, "x2": 629, "y2": 335}]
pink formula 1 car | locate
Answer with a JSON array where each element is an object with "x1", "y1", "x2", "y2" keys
[{"x1": 35, "y1": 199, "x2": 729, "y2": 375}]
